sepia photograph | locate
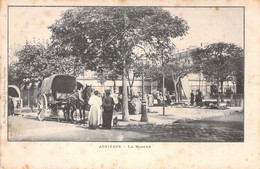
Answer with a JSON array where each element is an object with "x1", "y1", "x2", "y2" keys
[{"x1": 7, "y1": 6, "x2": 244, "y2": 142}]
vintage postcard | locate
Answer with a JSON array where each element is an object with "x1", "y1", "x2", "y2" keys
[{"x1": 1, "y1": 0, "x2": 260, "y2": 168}]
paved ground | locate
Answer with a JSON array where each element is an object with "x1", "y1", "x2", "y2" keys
[
  {"x1": 8, "y1": 106, "x2": 243, "y2": 142},
  {"x1": 117, "y1": 106, "x2": 243, "y2": 125},
  {"x1": 118, "y1": 113, "x2": 244, "y2": 142}
]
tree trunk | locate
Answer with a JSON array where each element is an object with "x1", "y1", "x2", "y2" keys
[
  {"x1": 217, "y1": 79, "x2": 220, "y2": 106},
  {"x1": 179, "y1": 81, "x2": 186, "y2": 100},
  {"x1": 220, "y1": 80, "x2": 224, "y2": 94},
  {"x1": 130, "y1": 75, "x2": 135, "y2": 99},
  {"x1": 122, "y1": 61, "x2": 130, "y2": 121},
  {"x1": 172, "y1": 76, "x2": 181, "y2": 103},
  {"x1": 112, "y1": 78, "x2": 116, "y2": 93},
  {"x1": 178, "y1": 82, "x2": 182, "y2": 101},
  {"x1": 129, "y1": 86, "x2": 133, "y2": 99},
  {"x1": 176, "y1": 77, "x2": 184, "y2": 102},
  {"x1": 127, "y1": 72, "x2": 134, "y2": 99},
  {"x1": 173, "y1": 81, "x2": 178, "y2": 103},
  {"x1": 220, "y1": 80, "x2": 224, "y2": 102}
]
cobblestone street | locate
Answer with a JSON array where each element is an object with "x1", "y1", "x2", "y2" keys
[
  {"x1": 114, "y1": 113, "x2": 243, "y2": 142},
  {"x1": 8, "y1": 110, "x2": 243, "y2": 142}
]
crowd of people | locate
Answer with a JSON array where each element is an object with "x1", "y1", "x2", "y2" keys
[
  {"x1": 84, "y1": 89, "x2": 203, "y2": 128},
  {"x1": 146, "y1": 91, "x2": 173, "y2": 107},
  {"x1": 145, "y1": 89, "x2": 203, "y2": 107}
]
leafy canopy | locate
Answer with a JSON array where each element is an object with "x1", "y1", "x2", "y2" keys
[
  {"x1": 191, "y1": 42, "x2": 244, "y2": 83},
  {"x1": 49, "y1": 7, "x2": 189, "y2": 74},
  {"x1": 8, "y1": 40, "x2": 83, "y2": 86}
]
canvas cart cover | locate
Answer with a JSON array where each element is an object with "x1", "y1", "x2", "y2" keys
[
  {"x1": 77, "y1": 81, "x2": 84, "y2": 90},
  {"x1": 40, "y1": 74, "x2": 76, "y2": 95},
  {"x1": 8, "y1": 85, "x2": 20, "y2": 98}
]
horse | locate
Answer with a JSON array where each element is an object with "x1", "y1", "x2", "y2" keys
[
  {"x1": 78, "y1": 85, "x2": 93, "y2": 122},
  {"x1": 63, "y1": 94, "x2": 77, "y2": 122},
  {"x1": 63, "y1": 85, "x2": 93, "y2": 122}
]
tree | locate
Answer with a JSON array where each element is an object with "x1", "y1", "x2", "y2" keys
[
  {"x1": 141, "y1": 46, "x2": 194, "y2": 102},
  {"x1": 8, "y1": 40, "x2": 50, "y2": 86},
  {"x1": 8, "y1": 40, "x2": 83, "y2": 87},
  {"x1": 93, "y1": 67, "x2": 119, "y2": 92},
  {"x1": 233, "y1": 52, "x2": 244, "y2": 95},
  {"x1": 166, "y1": 52, "x2": 194, "y2": 102},
  {"x1": 191, "y1": 42, "x2": 244, "y2": 106},
  {"x1": 49, "y1": 7, "x2": 189, "y2": 121}
]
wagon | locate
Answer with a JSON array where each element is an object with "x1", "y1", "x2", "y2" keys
[
  {"x1": 8, "y1": 85, "x2": 22, "y2": 114},
  {"x1": 37, "y1": 74, "x2": 77, "y2": 121}
]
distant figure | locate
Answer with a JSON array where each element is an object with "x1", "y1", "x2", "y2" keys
[
  {"x1": 162, "y1": 92, "x2": 167, "y2": 105},
  {"x1": 88, "y1": 91, "x2": 102, "y2": 129},
  {"x1": 16, "y1": 100, "x2": 20, "y2": 109},
  {"x1": 195, "y1": 90, "x2": 198, "y2": 106},
  {"x1": 118, "y1": 93, "x2": 122, "y2": 104},
  {"x1": 196, "y1": 89, "x2": 203, "y2": 106},
  {"x1": 190, "y1": 90, "x2": 194, "y2": 105},
  {"x1": 157, "y1": 91, "x2": 161, "y2": 105},
  {"x1": 30, "y1": 95, "x2": 34, "y2": 112},
  {"x1": 112, "y1": 93, "x2": 119, "y2": 105},
  {"x1": 102, "y1": 90, "x2": 115, "y2": 129},
  {"x1": 171, "y1": 92, "x2": 176, "y2": 103},
  {"x1": 112, "y1": 92, "x2": 119, "y2": 111},
  {"x1": 116, "y1": 93, "x2": 122, "y2": 112},
  {"x1": 148, "y1": 94, "x2": 154, "y2": 107},
  {"x1": 166, "y1": 92, "x2": 171, "y2": 106},
  {"x1": 153, "y1": 93, "x2": 157, "y2": 105},
  {"x1": 8, "y1": 96, "x2": 14, "y2": 116}
]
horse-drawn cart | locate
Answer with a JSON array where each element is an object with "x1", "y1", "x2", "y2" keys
[{"x1": 37, "y1": 74, "x2": 77, "y2": 121}]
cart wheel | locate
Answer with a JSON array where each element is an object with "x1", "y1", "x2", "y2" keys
[{"x1": 37, "y1": 94, "x2": 47, "y2": 121}]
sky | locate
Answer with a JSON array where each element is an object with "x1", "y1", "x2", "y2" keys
[
  {"x1": 9, "y1": 7, "x2": 244, "y2": 51},
  {"x1": 166, "y1": 7, "x2": 244, "y2": 50}
]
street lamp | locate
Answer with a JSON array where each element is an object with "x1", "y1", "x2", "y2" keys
[
  {"x1": 199, "y1": 65, "x2": 202, "y2": 90},
  {"x1": 140, "y1": 56, "x2": 148, "y2": 122},
  {"x1": 162, "y1": 50, "x2": 165, "y2": 116}
]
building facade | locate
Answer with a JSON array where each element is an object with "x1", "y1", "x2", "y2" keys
[
  {"x1": 77, "y1": 71, "x2": 157, "y2": 95},
  {"x1": 172, "y1": 45, "x2": 237, "y2": 100}
]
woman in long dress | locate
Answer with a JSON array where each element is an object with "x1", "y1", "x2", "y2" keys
[
  {"x1": 148, "y1": 94, "x2": 154, "y2": 107},
  {"x1": 88, "y1": 91, "x2": 102, "y2": 129},
  {"x1": 102, "y1": 90, "x2": 115, "y2": 129}
]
